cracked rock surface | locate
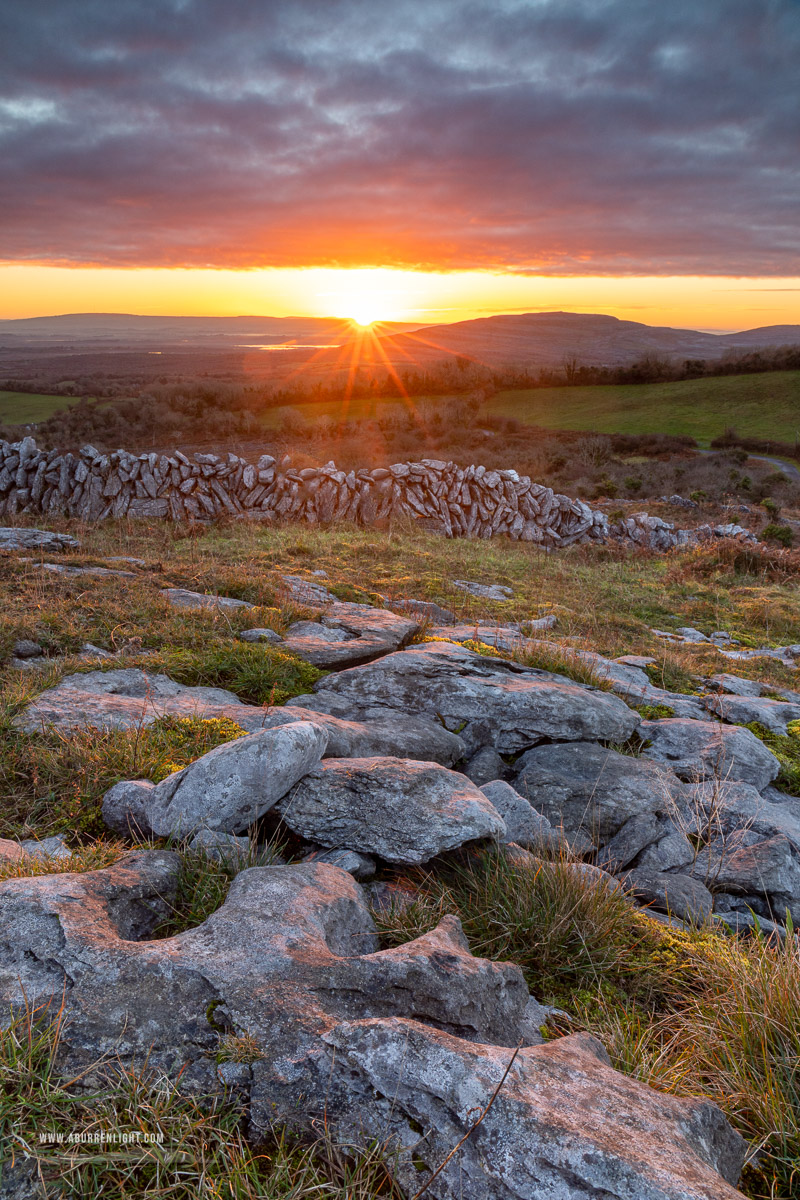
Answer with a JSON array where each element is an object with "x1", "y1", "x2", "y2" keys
[
  {"x1": 640, "y1": 718, "x2": 780, "y2": 790},
  {"x1": 278, "y1": 756, "x2": 505, "y2": 863},
  {"x1": 0, "y1": 854, "x2": 745, "y2": 1199},
  {"x1": 278, "y1": 601, "x2": 420, "y2": 668},
  {"x1": 293, "y1": 640, "x2": 641, "y2": 752},
  {"x1": 514, "y1": 742, "x2": 686, "y2": 846}
]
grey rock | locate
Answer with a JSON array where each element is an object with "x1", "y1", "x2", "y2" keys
[
  {"x1": 452, "y1": 579, "x2": 513, "y2": 600},
  {"x1": 692, "y1": 835, "x2": 800, "y2": 922},
  {"x1": 77, "y1": 642, "x2": 114, "y2": 660},
  {"x1": 286, "y1": 619, "x2": 352, "y2": 642},
  {"x1": 18, "y1": 835, "x2": 71, "y2": 863},
  {"x1": 105, "y1": 556, "x2": 147, "y2": 568},
  {"x1": 464, "y1": 746, "x2": 507, "y2": 785},
  {"x1": 258, "y1": 704, "x2": 466, "y2": 765},
  {"x1": 514, "y1": 742, "x2": 684, "y2": 845},
  {"x1": 38, "y1": 562, "x2": 136, "y2": 579},
  {"x1": 479, "y1": 780, "x2": 560, "y2": 850},
  {"x1": 279, "y1": 757, "x2": 505, "y2": 864},
  {"x1": 0, "y1": 839, "x2": 25, "y2": 865},
  {"x1": 11, "y1": 639, "x2": 43, "y2": 659},
  {"x1": 239, "y1": 627, "x2": 283, "y2": 644},
  {"x1": 102, "y1": 780, "x2": 157, "y2": 839},
  {"x1": 280, "y1": 575, "x2": 336, "y2": 604},
  {"x1": 597, "y1": 813, "x2": 662, "y2": 872},
  {"x1": 708, "y1": 673, "x2": 763, "y2": 697},
  {"x1": 390, "y1": 597, "x2": 455, "y2": 625},
  {"x1": 280, "y1": 602, "x2": 419, "y2": 669},
  {"x1": 0, "y1": 1160, "x2": 55, "y2": 1199},
  {"x1": 516, "y1": 995, "x2": 550, "y2": 1045},
  {"x1": 686, "y1": 780, "x2": 800, "y2": 855},
  {"x1": 189, "y1": 830, "x2": 252, "y2": 867},
  {"x1": 616, "y1": 654, "x2": 657, "y2": 668},
  {"x1": 364, "y1": 879, "x2": 419, "y2": 915},
  {"x1": 124, "y1": 722, "x2": 329, "y2": 837},
  {"x1": 161, "y1": 587, "x2": 255, "y2": 612},
  {"x1": 16, "y1": 669, "x2": 259, "y2": 734},
  {"x1": 705, "y1": 692, "x2": 800, "y2": 736},
  {"x1": 321, "y1": 1023, "x2": 745, "y2": 1200},
  {"x1": 303, "y1": 847, "x2": 376, "y2": 880},
  {"x1": 0, "y1": 849, "x2": 181, "y2": 1020},
  {"x1": 306, "y1": 640, "x2": 641, "y2": 754},
  {"x1": 640, "y1": 718, "x2": 780, "y2": 790},
  {"x1": 573, "y1": 648, "x2": 709, "y2": 720},
  {"x1": 636, "y1": 820, "x2": 697, "y2": 872},
  {"x1": 0, "y1": 527, "x2": 79, "y2": 551},
  {"x1": 625, "y1": 868, "x2": 714, "y2": 923},
  {"x1": 713, "y1": 894, "x2": 785, "y2": 940},
  {"x1": 526, "y1": 613, "x2": 558, "y2": 631},
  {"x1": 430, "y1": 622, "x2": 528, "y2": 654},
  {"x1": 216, "y1": 1061, "x2": 252, "y2": 1087}
]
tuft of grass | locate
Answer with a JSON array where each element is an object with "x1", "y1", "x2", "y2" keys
[
  {"x1": 633, "y1": 703, "x2": 676, "y2": 720},
  {"x1": 644, "y1": 657, "x2": 700, "y2": 695},
  {"x1": 745, "y1": 720, "x2": 800, "y2": 796},
  {"x1": 134, "y1": 643, "x2": 324, "y2": 706},
  {"x1": 374, "y1": 847, "x2": 657, "y2": 1004},
  {"x1": 513, "y1": 642, "x2": 614, "y2": 690}
]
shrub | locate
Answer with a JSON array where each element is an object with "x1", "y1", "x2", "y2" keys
[{"x1": 763, "y1": 524, "x2": 793, "y2": 548}]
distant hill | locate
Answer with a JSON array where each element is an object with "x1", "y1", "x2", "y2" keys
[
  {"x1": 366, "y1": 311, "x2": 800, "y2": 369},
  {"x1": 0, "y1": 312, "x2": 424, "y2": 346}
]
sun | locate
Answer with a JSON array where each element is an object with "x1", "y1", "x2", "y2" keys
[
  {"x1": 349, "y1": 308, "x2": 378, "y2": 328},
  {"x1": 319, "y1": 268, "x2": 403, "y2": 327}
]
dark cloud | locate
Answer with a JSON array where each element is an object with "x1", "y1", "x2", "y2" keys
[{"x1": 0, "y1": 0, "x2": 798, "y2": 273}]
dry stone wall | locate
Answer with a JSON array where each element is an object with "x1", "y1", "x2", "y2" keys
[{"x1": 0, "y1": 437, "x2": 754, "y2": 551}]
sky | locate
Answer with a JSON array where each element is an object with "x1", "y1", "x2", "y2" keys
[{"x1": 1, "y1": 0, "x2": 798, "y2": 329}]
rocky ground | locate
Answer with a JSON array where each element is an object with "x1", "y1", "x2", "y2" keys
[{"x1": 1, "y1": 518, "x2": 799, "y2": 1199}]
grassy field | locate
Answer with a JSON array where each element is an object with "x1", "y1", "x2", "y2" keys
[
  {"x1": 487, "y1": 371, "x2": 800, "y2": 445},
  {"x1": 0, "y1": 390, "x2": 79, "y2": 425},
  {"x1": 2, "y1": 519, "x2": 800, "y2": 1196}
]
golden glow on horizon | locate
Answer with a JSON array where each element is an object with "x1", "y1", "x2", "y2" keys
[
  {"x1": 322, "y1": 267, "x2": 410, "y2": 327},
  {"x1": 0, "y1": 264, "x2": 798, "y2": 331}
]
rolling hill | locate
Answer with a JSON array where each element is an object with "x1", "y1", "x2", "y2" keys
[{"x1": 368, "y1": 311, "x2": 800, "y2": 370}]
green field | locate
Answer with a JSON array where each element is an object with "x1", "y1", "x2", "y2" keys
[
  {"x1": 0, "y1": 390, "x2": 78, "y2": 425},
  {"x1": 487, "y1": 370, "x2": 800, "y2": 445}
]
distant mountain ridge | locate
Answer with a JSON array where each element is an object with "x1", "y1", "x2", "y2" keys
[{"x1": 368, "y1": 311, "x2": 800, "y2": 369}]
